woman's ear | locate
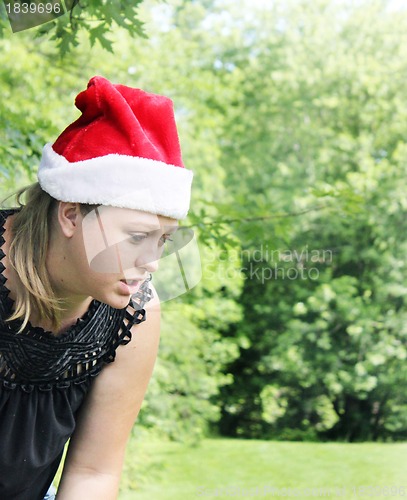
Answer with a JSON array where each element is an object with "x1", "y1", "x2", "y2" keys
[{"x1": 57, "y1": 202, "x2": 82, "y2": 238}]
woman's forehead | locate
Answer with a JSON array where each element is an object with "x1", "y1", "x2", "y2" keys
[{"x1": 95, "y1": 206, "x2": 178, "y2": 229}]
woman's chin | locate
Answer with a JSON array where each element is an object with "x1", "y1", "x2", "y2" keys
[{"x1": 97, "y1": 292, "x2": 132, "y2": 310}]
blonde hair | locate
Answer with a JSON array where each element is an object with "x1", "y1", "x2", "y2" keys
[{"x1": 5, "y1": 183, "x2": 94, "y2": 333}]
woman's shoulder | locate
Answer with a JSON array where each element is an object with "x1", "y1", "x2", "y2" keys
[
  {"x1": 0, "y1": 207, "x2": 20, "y2": 222},
  {"x1": 0, "y1": 207, "x2": 20, "y2": 259},
  {"x1": 0, "y1": 209, "x2": 17, "y2": 313},
  {"x1": 0, "y1": 208, "x2": 22, "y2": 317}
]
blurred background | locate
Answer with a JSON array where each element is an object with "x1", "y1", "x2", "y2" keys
[{"x1": 1, "y1": 0, "x2": 407, "y2": 497}]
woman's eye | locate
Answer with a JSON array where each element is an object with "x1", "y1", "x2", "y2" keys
[
  {"x1": 159, "y1": 234, "x2": 174, "y2": 246},
  {"x1": 130, "y1": 233, "x2": 147, "y2": 244},
  {"x1": 129, "y1": 233, "x2": 173, "y2": 246}
]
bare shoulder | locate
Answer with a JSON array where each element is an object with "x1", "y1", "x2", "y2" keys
[
  {"x1": 58, "y1": 283, "x2": 161, "y2": 483},
  {"x1": 78, "y1": 281, "x2": 161, "y2": 418}
]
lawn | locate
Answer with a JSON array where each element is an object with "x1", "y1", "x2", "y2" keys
[{"x1": 119, "y1": 438, "x2": 407, "y2": 499}]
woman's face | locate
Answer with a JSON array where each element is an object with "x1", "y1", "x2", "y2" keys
[{"x1": 57, "y1": 205, "x2": 178, "y2": 309}]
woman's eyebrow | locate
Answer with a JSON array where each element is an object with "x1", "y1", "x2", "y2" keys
[{"x1": 125, "y1": 223, "x2": 179, "y2": 232}]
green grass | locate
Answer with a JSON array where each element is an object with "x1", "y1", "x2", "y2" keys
[{"x1": 119, "y1": 438, "x2": 407, "y2": 499}]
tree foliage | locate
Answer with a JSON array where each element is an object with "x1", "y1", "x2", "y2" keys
[
  {"x1": 0, "y1": 0, "x2": 146, "y2": 55},
  {"x1": 212, "y1": 0, "x2": 407, "y2": 441},
  {"x1": 1, "y1": 0, "x2": 407, "y2": 444}
]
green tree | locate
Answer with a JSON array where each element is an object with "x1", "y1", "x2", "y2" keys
[
  {"x1": 213, "y1": 0, "x2": 407, "y2": 441},
  {"x1": 0, "y1": 0, "x2": 146, "y2": 54}
]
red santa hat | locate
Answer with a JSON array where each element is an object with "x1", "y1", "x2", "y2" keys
[{"x1": 38, "y1": 76, "x2": 193, "y2": 219}]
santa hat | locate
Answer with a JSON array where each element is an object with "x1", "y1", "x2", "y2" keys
[{"x1": 38, "y1": 76, "x2": 193, "y2": 219}]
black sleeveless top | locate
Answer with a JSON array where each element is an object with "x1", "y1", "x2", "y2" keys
[{"x1": 0, "y1": 209, "x2": 152, "y2": 499}]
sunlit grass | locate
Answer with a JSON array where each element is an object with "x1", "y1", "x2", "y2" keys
[{"x1": 119, "y1": 438, "x2": 407, "y2": 499}]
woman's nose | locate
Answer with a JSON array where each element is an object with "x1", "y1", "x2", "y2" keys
[
  {"x1": 134, "y1": 242, "x2": 161, "y2": 274},
  {"x1": 139, "y1": 258, "x2": 159, "y2": 274}
]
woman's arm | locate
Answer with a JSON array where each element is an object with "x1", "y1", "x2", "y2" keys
[{"x1": 56, "y1": 291, "x2": 160, "y2": 499}]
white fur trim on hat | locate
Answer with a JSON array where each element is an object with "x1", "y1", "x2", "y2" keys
[{"x1": 38, "y1": 144, "x2": 193, "y2": 219}]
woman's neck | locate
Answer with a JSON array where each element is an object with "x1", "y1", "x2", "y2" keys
[{"x1": 29, "y1": 296, "x2": 94, "y2": 335}]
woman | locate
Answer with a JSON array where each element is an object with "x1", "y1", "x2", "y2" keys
[{"x1": 0, "y1": 76, "x2": 193, "y2": 499}]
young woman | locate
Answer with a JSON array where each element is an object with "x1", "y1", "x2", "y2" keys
[{"x1": 0, "y1": 76, "x2": 193, "y2": 499}]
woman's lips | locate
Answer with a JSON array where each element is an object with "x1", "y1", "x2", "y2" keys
[{"x1": 119, "y1": 279, "x2": 142, "y2": 295}]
